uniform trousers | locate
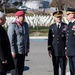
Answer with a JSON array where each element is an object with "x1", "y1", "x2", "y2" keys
[
  {"x1": 11, "y1": 54, "x2": 25, "y2": 75},
  {"x1": 52, "y1": 56, "x2": 66, "y2": 75},
  {"x1": 68, "y1": 56, "x2": 75, "y2": 75}
]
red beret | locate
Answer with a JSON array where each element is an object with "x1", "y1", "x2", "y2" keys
[{"x1": 15, "y1": 11, "x2": 25, "y2": 16}]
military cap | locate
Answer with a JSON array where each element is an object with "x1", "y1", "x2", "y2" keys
[
  {"x1": 53, "y1": 11, "x2": 63, "y2": 17},
  {"x1": 66, "y1": 8, "x2": 75, "y2": 14},
  {"x1": 15, "y1": 10, "x2": 25, "y2": 16}
]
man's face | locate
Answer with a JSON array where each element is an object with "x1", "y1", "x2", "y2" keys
[
  {"x1": 18, "y1": 15, "x2": 25, "y2": 23},
  {"x1": 0, "y1": 16, "x2": 6, "y2": 25},
  {"x1": 66, "y1": 13, "x2": 75, "y2": 21},
  {"x1": 54, "y1": 16, "x2": 62, "y2": 23}
]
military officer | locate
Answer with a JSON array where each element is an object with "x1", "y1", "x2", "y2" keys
[
  {"x1": 8, "y1": 11, "x2": 30, "y2": 75},
  {"x1": 66, "y1": 8, "x2": 75, "y2": 75},
  {"x1": 48, "y1": 10, "x2": 67, "y2": 75}
]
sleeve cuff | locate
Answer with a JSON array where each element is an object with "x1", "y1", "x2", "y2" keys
[
  {"x1": 48, "y1": 45, "x2": 52, "y2": 51},
  {"x1": 48, "y1": 45, "x2": 51, "y2": 48}
]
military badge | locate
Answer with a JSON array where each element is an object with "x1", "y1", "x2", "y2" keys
[
  {"x1": 63, "y1": 25, "x2": 67, "y2": 31},
  {"x1": 72, "y1": 25, "x2": 75, "y2": 31}
]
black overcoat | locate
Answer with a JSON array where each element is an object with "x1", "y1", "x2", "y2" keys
[{"x1": 0, "y1": 25, "x2": 14, "y2": 73}]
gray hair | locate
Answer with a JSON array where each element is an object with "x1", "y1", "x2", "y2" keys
[{"x1": 0, "y1": 12, "x2": 5, "y2": 19}]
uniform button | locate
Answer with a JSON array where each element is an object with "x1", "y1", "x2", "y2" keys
[
  {"x1": 74, "y1": 33, "x2": 75, "y2": 35},
  {"x1": 66, "y1": 41, "x2": 68, "y2": 42},
  {"x1": 57, "y1": 38, "x2": 59, "y2": 40},
  {"x1": 57, "y1": 35, "x2": 58, "y2": 37},
  {"x1": 52, "y1": 35, "x2": 54, "y2": 37},
  {"x1": 67, "y1": 34, "x2": 69, "y2": 35},
  {"x1": 66, "y1": 37, "x2": 68, "y2": 39},
  {"x1": 67, "y1": 30, "x2": 69, "y2": 32},
  {"x1": 57, "y1": 42, "x2": 59, "y2": 43}
]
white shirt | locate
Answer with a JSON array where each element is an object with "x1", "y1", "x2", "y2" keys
[
  {"x1": 71, "y1": 19, "x2": 75, "y2": 23},
  {"x1": 56, "y1": 23, "x2": 61, "y2": 28}
]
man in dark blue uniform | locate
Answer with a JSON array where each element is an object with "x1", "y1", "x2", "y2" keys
[
  {"x1": 48, "y1": 10, "x2": 67, "y2": 75},
  {"x1": 66, "y1": 8, "x2": 75, "y2": 75}
]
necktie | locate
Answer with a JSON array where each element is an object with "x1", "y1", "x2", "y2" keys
[
  {"x1": 57, "y1": 24, "x2": 60, "y2": 32},
  {"x1": 58, "y1": 24, "x2": 60, "y2": 29}
]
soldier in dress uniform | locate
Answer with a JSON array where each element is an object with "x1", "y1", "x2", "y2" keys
[
  {"x1": 48, "y1": 10, "x2": 67, "y2": 75},
  {"x1": 66, "y1": 8, "x2": 75, "y2": 75}
]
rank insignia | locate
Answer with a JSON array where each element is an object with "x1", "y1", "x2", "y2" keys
[
  {"x1": 72, "y1": 25, "x2": 75, "y2": 31},
  {"x1": 63, "y1": 26, "x2": 67, "y2": 31}
]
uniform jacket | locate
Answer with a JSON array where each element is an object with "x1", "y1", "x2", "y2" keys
[
  {"x1": 0, "y1": 25, "x2": 14, "y2": 73},
  {"x1": 48, "y1": 22, "x2": 67, "y2": 56},
  {"x1": 8, "y1": 22, "x2": 29, "y2": 54},
  {"x1": 66, "y1": 21, "x2": 75, "y2": 56}
]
